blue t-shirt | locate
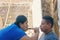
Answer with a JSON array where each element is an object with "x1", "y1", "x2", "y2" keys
[
  {"x1": 0, "y1": 24, "x2": 26, "y2": 40},
  {"x1": 39, "y1": 32, "x2": 58, "y2": 40}
]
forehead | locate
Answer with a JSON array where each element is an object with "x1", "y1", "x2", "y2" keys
[{"x1": 41, "y1": 19, "x2": 47, "y2": 23}]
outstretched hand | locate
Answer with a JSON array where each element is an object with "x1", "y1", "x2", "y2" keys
[{"x1": 33, "y1": 27, "x2": 39, "y2": 33}]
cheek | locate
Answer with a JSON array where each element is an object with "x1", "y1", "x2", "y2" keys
[
  {"x1": 24, "y1": 24, "x2": 28, "y2": 27},
  {"x1": 41, "y1": 25, "x2": 46, "y2": 28},
  {"x1": 24, "y1": 24, "x2": 28, "y2": 29},
  {"x1": 46, "y1": 25, "x2": 51, "y2": 29},
  {"x1": 40, "y1": 25, "x2": 47, "y2": 30}
]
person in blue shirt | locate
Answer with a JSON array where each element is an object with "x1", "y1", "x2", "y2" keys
[
  {"x1": 0, "y1": 15, "x2": 39, "y2": 40},
  {"x1": 39, "y1": 16, "x2": 58, "y2": 40}
]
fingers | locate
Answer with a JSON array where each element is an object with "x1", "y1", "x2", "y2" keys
[
  {"x1": 28, "y1": 27, "x2": 39, "y2": 33},
  {"x1": 33, "y1": 27, "x2": 39, "y2": 33},
  {"x1": 28, "y1": 28, "x2": 34, "y2": 29}
]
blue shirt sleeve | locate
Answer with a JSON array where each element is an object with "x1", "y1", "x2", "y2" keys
[
  {"x1": 14, "y1": 28, "x2": 26, "y2": 40},
  {"x1": 11, "y1": 24, "x2": 26, "y2": 40}
]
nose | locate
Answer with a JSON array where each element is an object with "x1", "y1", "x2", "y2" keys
[
  {"x1": 27, "y1": 24, "x2": 28, "y2": 27},
  {"x1": 40, "y1": 25, "x2": 42, "y2": 29},
  {"x1": 40, "y1": 25, "x2": 44, "y2": 29},
  {"x1": 40, "y1": 25, "x2": 42, "y2": 27}
]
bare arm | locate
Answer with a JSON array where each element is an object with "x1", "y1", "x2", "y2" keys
[
  {"x1": 20, "y1": 33, "x2": 39, "y2": 40},
  {"x1": 20, "y1": 28, "x2": 39, "y2": 40}
]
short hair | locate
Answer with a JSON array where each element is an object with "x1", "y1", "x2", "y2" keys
[
  {"x1": 43, "y1": 16, "x2": 54, "y2": 28},
  {"x1": 15, "y1": 15, "x2": 27, "y2": 27}
]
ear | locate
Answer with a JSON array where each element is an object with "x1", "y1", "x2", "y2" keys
[{"x1": 19, "y1": 23, "x2": 22, "y2": 26}]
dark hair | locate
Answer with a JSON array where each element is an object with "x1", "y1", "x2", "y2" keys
[
  {"x1": 14, "y1": 15, "x2": 27, "y2": 27},
  {"x1": 43, "y1": 16, "x2": 54, "y2": 28}
]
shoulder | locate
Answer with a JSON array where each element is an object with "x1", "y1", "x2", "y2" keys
[
  {"x1": 47, "y1": 36, "x2": 58, "y2": 40},
  {"x1": 9, "y1": 24, "x2": 26, "y2": 34},
  {"x1": 11, "y1": 24, "x2": 26, "y2": 40},
  {"x1": 46, "y1": 32, "x2": 58, "y2": 40}
]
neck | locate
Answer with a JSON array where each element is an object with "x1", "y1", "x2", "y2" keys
[
  {"x1": 45, "y1": 29, "x2": 52, "y2": 34},
  {"x1": 14, "y1": 23, "x2": 20, "y2": 28}
]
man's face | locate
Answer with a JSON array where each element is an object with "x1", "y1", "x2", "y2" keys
[
  {"x1": 19, "y1": 20, "x2": 28, "y2": 31},
  {"x1": 40, "y1": 19, "x2": 51, "y2": 33}
]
